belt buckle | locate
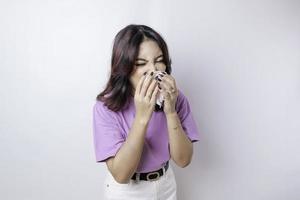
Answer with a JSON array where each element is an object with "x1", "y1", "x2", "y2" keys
[{"x1": 146, "y1": 172, "x2": 160, "y2": 181}]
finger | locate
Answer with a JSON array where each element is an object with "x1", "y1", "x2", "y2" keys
[
  {"x1": 159, "y1": 80, "x2": 173, "y2": 92},
  {"x1": 136, "y1": 73, "x2": 147, "y2": 95},
  {"x1": 140, "y1": 72, "x2": 154, "y2": 97},
  {"x1": 166, "y1": 89, "x2": 177, "y2": 97},
  {"x1": 162, "y1": 92, "x2": 171, "y2": 105},
  {"x1": 150, "y1": 85, "x2": 159, "y2": 104},
  {"x1": 161, "y1": 75, "x2": 177, "y2": 91},
  {"x1": 146, "y1": 78, "x2": 158, "y2": 99},
  {"x1": 160, "y1": 90, "x2": 170, "y2": 100}
]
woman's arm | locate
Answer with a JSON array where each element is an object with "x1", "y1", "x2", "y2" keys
[
  {"x1": 106, "y1": 117, "x2": 148, "y2": 184},
  {"x1": 166, "y1": 112, "x2": 193, "y2": 168}
]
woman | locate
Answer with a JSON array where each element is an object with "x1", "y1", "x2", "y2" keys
[{"x1": 93, "y1": 24, "x2": 200, "y2": 200}]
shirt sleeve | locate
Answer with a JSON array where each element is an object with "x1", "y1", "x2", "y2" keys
[
  {"x1": 175, "y1": 90, "x2": 200, "y2": 143},
  {"x1": 92, "y1": 101, "x2": 125, "y2": 162}
]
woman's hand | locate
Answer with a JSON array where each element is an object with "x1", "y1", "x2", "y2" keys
[
  {"x1": 134, "y1": 72, "x2": 159, "y2": 124},
  {"x1": 157, "y1": 73, "x2": 179, "y2": 115}
]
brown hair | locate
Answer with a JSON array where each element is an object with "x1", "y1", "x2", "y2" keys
[{"x1": 96, "y1": 24, "x2": 172, "y2": 112}]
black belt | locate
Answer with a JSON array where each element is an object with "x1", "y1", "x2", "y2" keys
[{"x1": 131, "y1": 161, "x2": 169, "y2": 181}]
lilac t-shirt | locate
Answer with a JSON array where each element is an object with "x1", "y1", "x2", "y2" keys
[{"x1": 92, "y1": 89, "x2": 200, "y2": 173}]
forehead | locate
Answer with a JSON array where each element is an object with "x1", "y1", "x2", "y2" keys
[{"x1": 137, "y1": 39, "x2": 162, "y2": 58}]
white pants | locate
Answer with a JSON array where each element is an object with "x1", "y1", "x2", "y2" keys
[{"x1": 103, "y1": 165, "x2": 177, "y2": 200}]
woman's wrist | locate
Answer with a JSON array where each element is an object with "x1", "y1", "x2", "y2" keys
[
  {"x1": 134, "y1": 114, "x2": 150, "y2": 127},
  {"x1": 165, "y1": 111, "x2": 178, "y2": 118}
]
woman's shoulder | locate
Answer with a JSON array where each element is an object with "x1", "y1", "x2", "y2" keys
[
  {"x1": 93, "y1": 100, "x2": 119, "y2": 119},
  {"x1": 94, "y1": 99, "x2": 108, "y2": 111},
  {"x1": 175, "y1": 89, "x2": 192, "y2": 112},
  {"x1": 176, "y1": 89, "x2": 188, "y2": 103}
]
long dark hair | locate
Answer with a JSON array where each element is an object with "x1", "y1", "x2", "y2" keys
[{"x1": 96, "y1": 24, "x2": 172, "y2": 112}]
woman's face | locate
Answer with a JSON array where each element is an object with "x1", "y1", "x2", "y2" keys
[{"x1": 130, "y1": 39, "x2": 166, "y2": 93}]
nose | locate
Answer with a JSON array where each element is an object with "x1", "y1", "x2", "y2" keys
[{"x1": 149, "y1": 63, "x2": 158, "y2": 72}]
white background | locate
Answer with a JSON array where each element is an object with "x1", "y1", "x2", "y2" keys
[{"x1": 1, "y1": 0, "x2": 299, "y2": 199}]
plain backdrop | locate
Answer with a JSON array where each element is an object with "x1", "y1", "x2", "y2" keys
[{"x1": 0, "y1": 0, "x2": 299, "y2": 200}]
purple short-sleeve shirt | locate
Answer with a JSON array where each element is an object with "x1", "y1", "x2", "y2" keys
[{"x1": 92, "y1": 89, "x2": 200, "y2": 173}]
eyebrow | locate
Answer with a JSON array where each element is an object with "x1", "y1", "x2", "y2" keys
[{"x1": 136, "y1": 54, "x2": 163, "y2": 62}]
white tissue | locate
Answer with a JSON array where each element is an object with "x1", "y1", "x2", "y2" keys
[
  {"x1": 156, "y1": 92, "x2": 164, "y2": 108},
  {"x1": 154, "y1": 71, "x2": 165, "y2": 108}
]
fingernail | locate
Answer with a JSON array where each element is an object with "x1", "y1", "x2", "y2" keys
[
  {"x1": 158, "y1": 84, "x2": 162, "y2": 89},
  {"x1": 143, "y1": 72, "x2": 147, "y2": 76},
  {"x1": 157, "y1": 77, "x2": 162, "y2": 82},
  {"x1": 150, "y1": 71, "x2": 154, "y2": 76},
  {"x1": 162, "y1": 71, "x2": 167, "y2": 74}
]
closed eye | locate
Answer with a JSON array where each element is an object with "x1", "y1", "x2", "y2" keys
[
  {"x1": 135, "y1": 61, "x2": 163, "y2": 66},
  {"x1": 135, "y1": 63, "x2": 146, "y2": 66}
]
